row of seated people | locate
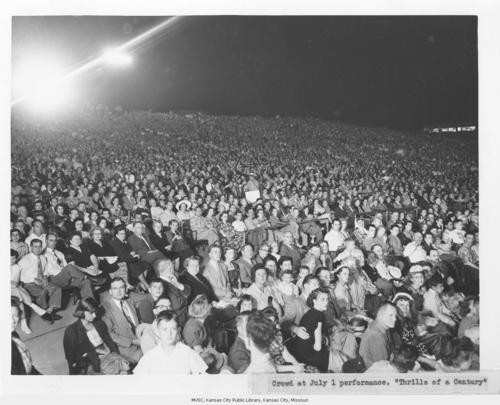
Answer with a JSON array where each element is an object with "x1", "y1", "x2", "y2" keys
[{"x1": 12, "y1": 237, "x2": 479, "y2": 374}]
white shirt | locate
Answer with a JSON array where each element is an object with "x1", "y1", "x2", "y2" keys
[
  {"x1": 159, "y1": 210, "x2": 178, "y2": 227},
  {"x1": 423, "y1": 288, "x2": 452, "y2": 319},
  {"x1": 150, "y1": 206, "x2": 164, "y2": 221},
  {"x1": 450, "y1": 229, "x2": 465, "y2": 245},
  {"x1": 244, "y1": 350, "x2": 277, "y2": 374},
  {"x1": 324, "y1": 229, "x2": 345, "y2": 252},
  {"x1": 18, "y1": 253, "x2": 48, "y2": 284},
  {"x1": 44, "y1": 248, "x2": 68, "y2": 276},
  {"x1": 134, "y1": 342, "x2": 207, "y2": 375},
  {"x1": 243, "y1": 283, "x2": 275, "y2": 310},
  {"x1": 403, "y1": 242, "x2": 428, "y2": 263},
  {"x1": 232, "y1": 220, "x2": 246, "y2": 232},
  {"x1": 11, "y1": 264, "x2": 21, "y2": 287}
]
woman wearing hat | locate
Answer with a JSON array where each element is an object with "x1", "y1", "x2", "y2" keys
[
  {"x1": 176, "y1": 200, "x2": 192, "y2": 222},
  {"x1": 391, "y1": 292, "x2": 447, "y2": 360}
]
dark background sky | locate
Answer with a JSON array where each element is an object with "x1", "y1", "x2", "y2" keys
[{"x1": 12, "y1": 16, "x2": 477, "y2": 130}]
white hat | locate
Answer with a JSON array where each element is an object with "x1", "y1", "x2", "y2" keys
[
  {"x1": 388, "y1": 266, "x2": 402, "y2": 280},
  {"x1": 392, "y1": 292, "x2": 414, "y2": 303},
  {"x1": 409, "y1": 264, "x2": 424, "y2": 274},
  {"x1": 175, "y1": 200, "x2": 192, "y2": 211}
]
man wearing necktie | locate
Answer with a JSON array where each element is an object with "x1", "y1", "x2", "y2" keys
[
  {"x1": 18, "y1": 239, "x2": 63, "y2": 322},
  {"x1": 43, "y1": 233, "x2": 95, "y2": 299},
  {"x1": 102, "y1": 277, "x2": 143, "y2": 364}
]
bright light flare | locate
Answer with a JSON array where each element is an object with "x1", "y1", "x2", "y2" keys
[
  {"x1": 12, "y1": 52, "x2": 77, "y2": 114},
  {"x1": 102, "y1": 48, "x2": 133, "y2": 67}
]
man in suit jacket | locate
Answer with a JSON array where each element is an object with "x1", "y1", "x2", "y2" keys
[
  {"x1": 235, "y1": 243, "x2": 256, "y2": 287},
  {"x1": 101, "y1": 277, "x2": 142, "y2": 364},
  {"x1": 178, "y1": 256, "x2": 218, "y2": 304},
  {"x1": 279, "y1": 231, "x2": 302, "y2": 272},
  {"x1": 127, "y1": 221, "x2": 165, "y2": 266},
  {"x1": 202, "y1": 245, "x2": 233, "y2": 300},
  {"x1": 110, "y1": 226, "x2": 151, "y2": 290},
  {"x1": 155, "y1": 258, "x2": 191, "y2": 327}
]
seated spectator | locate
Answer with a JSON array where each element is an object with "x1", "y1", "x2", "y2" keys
[
  {"x1": 148, "y1": 219, "x2": 180, "y2": 267},
  {"x1": 165, "y1": 219, "x2": 194, "y2": 262},
  {"x1": 423, "y1": 274, "x2": 457, "y2": 332},
  {"x1": 244, "y1": 311, "x2": 277, "y2": 373},
  {"x1": 109, "y1": 225, "x2": 150, "y2": 292},
  {"x1": 155, "y1": 258, "x2": 191, "y2": 327},
  {"x1": 138, "y1": 298, "x2": 173, "y2": 354},
  {"x1": 18, "y1": 239, "x2": 63, "y2": 323},
  {"x1": 236, "y1": 294, "x2": 255, "y2": 313},
  {"x1": 223, "y1": 247, "x2": 241, "y2": 290},
  {"x1": 277, "y1": 270, "x2": 300, "y2": 299},
  {"x1": 11, "y1": 228, "x2": 29, "y2": 258},
  {"x1": 11, "y1": 299, "x2": 40, "y2": 375},
  {"x1": 136, "y1": 278, "x2": 166, "y2": 324},
  {"x1": 202, "y1": 245, "x2": 234, "y2": 302},
  {"x1": 11, "y1": 249, "x2": 50, "y2": 331},
  {"x1": 179, "y1": 256, "x2": 219, "y2": 304},
  {"x1": 235, "y1": 243, "x2": 256, "y2": 288},
  {"x1": 279, "y1": 231, "x2": 302, "y2": 272},
  {"x1": 44, "y1": 232, "x2": 95, "y2": 300},
  {"x1": 127, "y1": 221, "x2": 166, "y2": 266},
  {"x1": 261, "y1": 306, "x2": 304, "y2": 373},
  {"x1": 182, "y1": 294, "x2": 213, "y2": 353},
  {"x1": 101, "y1": 277, "x2": 143, "y2": 364},
  {"x1": 134, "y1": 310, "x2": 207, "y2": 374},
  {"x1": 403, "y1": 232, "x2": 428, "y2": 264},
  {"x1": 190, "y1": 207, "x2": 219, "y2": 246},
  {"x1": 228, "y1": 311, "x2": 252, "y2": 373},
  {"x1": 359, "y1": 303, "x2": 397, "y2": 368},
  {"x1": 24, "y1": 220, "x2": 47, "y2": 251},
  {"x1": 243, "y1": 265, "x2": 282, "y2": 316},
  {"x1": 63, "y1": 297, "x2": 130, "y2": 374},
  {"x1": 290, "y1": 287, "x2": 330, "y2": 372}
]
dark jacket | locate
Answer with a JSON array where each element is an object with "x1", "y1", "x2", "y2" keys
[
  {"x1": 227, "y1": 336, "x2": 251, "y2": 374},
  {"x1": 136, "y1": 294, "x2": 156, "y2": 324},
  {"x1": 63, "y1": 319, "x2": 118, "y2": 374},
  {"x1": 161, "y1": 279, "x2": 191, "y2": 327},
  {"x1": 178, "y1": 271, "x2": 219, "y2": 304},
  {"x1": 109, "y1": 237, "x2": 137, "y2": 263},
  {"x1": 11, "y1": 331, "x2": 40, "y2": 375}
]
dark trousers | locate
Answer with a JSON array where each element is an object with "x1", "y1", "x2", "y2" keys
[
  {"x1": 23, "y1": 282, "x2": 62, "y2": 310},
  {"x1": 49, "y1": 264, "x2": 95, "y2": 299}
]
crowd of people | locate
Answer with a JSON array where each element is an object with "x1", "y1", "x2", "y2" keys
[{"x1": 10, "y1": 109, "x2": 479, "y2": 375}]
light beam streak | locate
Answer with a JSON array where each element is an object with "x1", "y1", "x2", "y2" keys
[{"x1": 11, "y1": 16, "x2": 183, "y2": 107}]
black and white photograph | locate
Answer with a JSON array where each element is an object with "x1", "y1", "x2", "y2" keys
[{"x1": 3, "y1": 0, "x2": 500, "y2": 401}]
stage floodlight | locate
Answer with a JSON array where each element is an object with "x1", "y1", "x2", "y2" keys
[{"x1": 12, "y1": 52, "x2": 76, "y2": 114}]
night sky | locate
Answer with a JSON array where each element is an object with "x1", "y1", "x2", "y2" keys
[{"x1": 12, "y1": 16, "x2": 477, "y2": 130}]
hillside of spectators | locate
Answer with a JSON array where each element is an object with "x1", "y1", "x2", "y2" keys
[{"x1": 10, "y1": 109, "x2": 479, "y2": 375}]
